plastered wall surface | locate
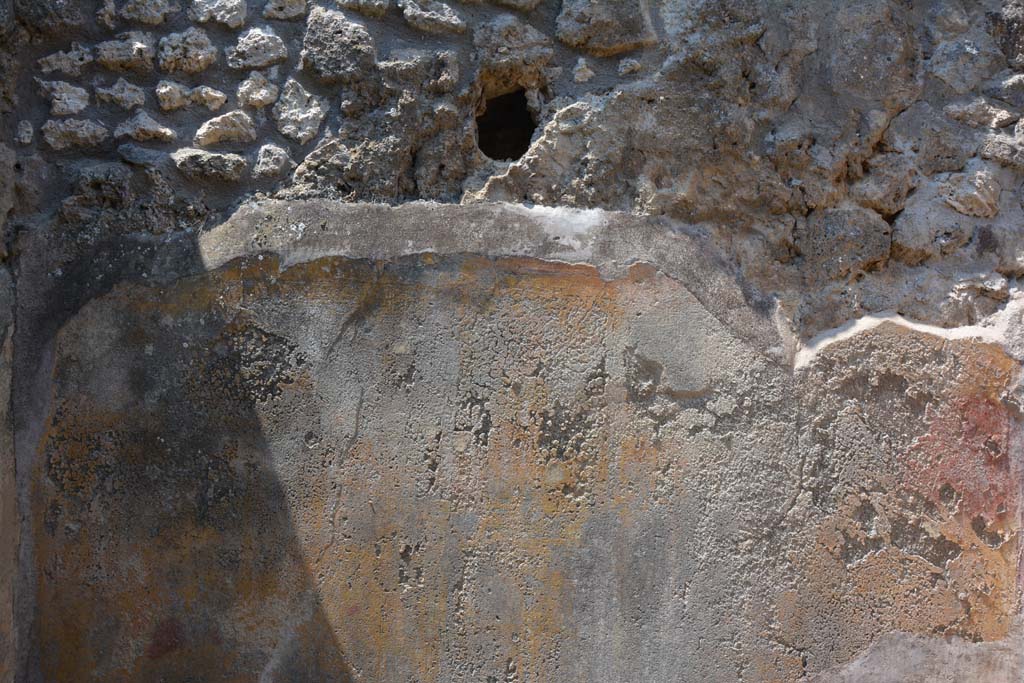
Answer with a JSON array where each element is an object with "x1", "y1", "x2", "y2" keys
[{"x1": 1, "y1": 1, "x2": 1023, "y2": 682}]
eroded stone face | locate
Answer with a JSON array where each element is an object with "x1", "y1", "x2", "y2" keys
[
  {"x1": 4, "y1": 0, "x2": 1024, "y2": 680},
  {"x1": 26, "y1": 245, "x2": 1021, "y2": 682}
]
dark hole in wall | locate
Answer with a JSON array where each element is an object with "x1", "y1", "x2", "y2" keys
[{"x1": 476, "y1": 89, "x2": 536, "y2": 161}]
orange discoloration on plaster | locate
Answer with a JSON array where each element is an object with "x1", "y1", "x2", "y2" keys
[{"x1": 29, "y1": 255, "x2": 1023, "y2": 682}]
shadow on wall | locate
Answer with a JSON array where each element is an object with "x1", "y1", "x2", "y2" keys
[
  {"x1": 33, "y1": 295, "x2": 353, "y2": 680},
  {"x1": 15, "y1": 233, "x2": 354, "y2": 680}
]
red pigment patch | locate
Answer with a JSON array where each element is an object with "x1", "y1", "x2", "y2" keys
[
  {"x1": 908, "y1": 395, "x2": 1015, "y2": 522},
  {"x1": 146, "y1": 617, "x2": 184, "y2": 659}
]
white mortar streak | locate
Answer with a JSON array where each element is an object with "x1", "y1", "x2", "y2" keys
[{"x1": 794, "y1": 292, "x2": 1024, "y2": 370}]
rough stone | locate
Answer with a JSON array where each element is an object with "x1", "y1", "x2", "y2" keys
[
  {"x1": 8, "y1": 1, "x2": 1024, "y2": 680},
  {"x1": 885, "y1": 102, "x2": 977, "y2": 176},
  {"x1": 191, "y1": 85, "x2": 227, "y2": 110},
  {"x1": 158, "y1": 27, "x2": 217, "y2": 74},
  {"x1": 473, "y1": 14, "x2": 553, "y2": 96},
  {"x1": 555, "y1": 0, "x2": 656, "y2": 56},
  {"x1": 226, "y1": 26, "x2": 288, "y2": 69},
  {"x1": 237, "y1": 70, "x2": 279, "y2": 108},
  {"x1": 117, "y1": 142, "x2": 168, "y2": 166},
  {"x1": 492, "y1": 0, "x2": 541, "y2": 10},
  {"x1": 37, "y1": 43, "x2": 93, "y2": 77},
  {"x1": 155, "y1": 79, "x2": 225, "y2": 111},
  {"x1": 301, "y1": 6, "x2": 376, "y2": 84},
  {"x1": 155, "y1": 79, "x2": 191, "y2": 110},
  {"x1": 944, "y1": 97, "x2": 1019, "y2": 128},
  {"x1": 194, "y1": 110, "x2": 257, "y2": 146},
  {"x1": 273, "y1": 78, "x2": 324, "y2": 143},
  {"x1": 253, "y1": 143, "x2": 295, "y2": 178},
  {"x1": 618, "y1": 57, "x2": 642, "y2": 75},
  {"x1": 190, "y1": 0, "x2": 246, "y2": 28},
  {"x1": 992, "y1": 0, "x2": 1024, "y2": 69},
  {"x1": 929, "y1": 33, "x2": 1004, "y2": 95},
  {"x1": 849, "y1": 153, "x2": 917, "y2": 217},
  {"x1": 120, "y1": 0, "x2": 181, "y2": 25},
  {"x1": 396, "y1": 0, "x2": 465, "y2": 35},
  {"x1": 40, "y1": 118, "x2": 110, "y2": 150},
  {"x1": 795, "y1": 205, "x2": 892, "y2": 281},
  {"x1": 95, "y1": 77, "x2": 146, "y2": 110},
  {"x1": 97, "y1": 0, "x2": 117, "y2": 29},
  {"x1": 941, "y1": 168, "x2": 1001, "y2": 218},
  {"x1": 36, "y1": 80, "x2": 89, "y2": 116},
  {"x1": 262, "y1": 0, "x2": 305, "y2": 20},
  {"x1": 981, "y1": 132, "x2": 1024, "y2": 171},
  {"x1": 573, "y1": 57, "x2": 594, "y2": 83},
  {"x1": 114, "y1": 110, "x2": 177, "y2": 142},
  {"x1": 15, "y1": 121, "x2": 33, "y2": 145},
  {"x1": 891, "y1": 182, "x2": 976, "y2": 265},
  {"x1": 95, "y1": 31, "x2": 156, "y2": 72},
  {"x1": 12, "y1": 0, "x2": 84, "y2": 34},
  {"x1": 171, "y1": 146, "x2": 247, "y2": 180},
  {"x1": 337, "y1": 0, "x2": 389, "y2": 18}
]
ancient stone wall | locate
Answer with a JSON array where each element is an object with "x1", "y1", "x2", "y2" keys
[{"x1": 1, "y1": 1, "x2": 1023, "y2": 681}]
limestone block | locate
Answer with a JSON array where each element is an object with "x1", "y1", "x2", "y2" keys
[
  {"x1": 14, "y1": 121, "x2": 33, "y2": 145},
  {"x1": 263, "y1": 0, "x2": 306, "y2": 20},
  {"x1": 120, "y1": 0, "x2": 181, "y2": 25},
  {"x1": 96, "y1": 78, "x2": 146, "y2": 110},
  {"x1": 253, "y1": 143, "x2": 295, "y2": 178},
  {"x1": 194, "y1": 110, "x2": 258, "y2": 146},
  {"x1": 158, "y1": 27, "x2": 218, "y2": 74},
  {"x1": 227, "y1": 27, "x2": 288, "y2": 69},
  {"x1": 156, "y1": 80, "x2": 226, "y2": 111},
  {"x1": 273, "y1": 78, "x2": 324, "y2": 143},
  {"x1": 396, "y1": 0, "x2": 465, "y2": 35},
  {"x1": 114, "y1": 111, "x2": 177, "y2": 142},
  {"x1": 941, "y1": 168, "x2": 1001, "y2": 218},
  {"x1": 337, "y1": 0, "x2": 389, "y2": 18},
  {"x1": 556, "y1": 0, "x2": 656, "y2": 56},
  {"x1": 40, "y1": 119, "x2": 110, "y2": 150},
  {"x1": 95, "y1": 31, "x2": 156, "y2": 72},
  {"x1": 37, "y1": 44, "x2": 93, "y2": 76},
  {"x1": 190, "y1": 0, "x2": 246, "y2": 28},
  {"x1": 36, "y1": 80, "x2": 89, "y2": 116},
  {"x1": 944, "y1": 98, "x2": 1019, "y2": 128},
  {"x1": 237, "y1": 70, "x2": 279, "y2": 109},
  {"x1": 171, "y1": 147, "x2": 247, "y2": 180},
  {"x1": 300, "y1": 6, "x2": 376, "y2": 84}
]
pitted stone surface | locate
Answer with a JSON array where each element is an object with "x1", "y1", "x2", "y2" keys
[
  {"x1": 397, "y1": 0, "x2": 466, "y2": 35},
  {"x1": 157, "y1": 27, "x2": 217, "y2": 74},
  {"x1": 338, "y1": 0, "x2": 390, "y2": 18},
  {"x1": 194, "y1": 110, "x2": 257, "y2": 146},
  {"x1": 36, "y1": 80, "x2": 89, "y2": 116},
  {"x1": 37, "y1": 44, "x2": 93, "y2": 77},
  {"x1": 190, "y1": 0, "x2": 247, "y2": 28},
  {"x1": 171, "y1": 146, "x2": 247, "y2": 180},
  {"x1": 226, "y1": 26, "x2": 288, "y2": 69},
  {"x1": 263, "y1": 0, "x2": 306, "y2": 20},
  {"x1": 95, "y1": 78, "x2": 146, "y2": 110},
  {"x1": 95, "y1": 31, "x2": 156, "y2": 72},
  {"x1": 120, "y1": 0, "x2": 181, "y2": 26},
  {"x1": 114, "y1": 110, "x2": 177, "y2": 142},
  {"x1": 237, "y1": 70, "x2": 278, "y2": 109},
  {"x1": 253, "y1": 143, "x2": 294, "y2": 178},
  {"x1": 272, "y1": 78, "x2": 324, "y2": 144},
  {"x1": 3, "y1": 2, "x2": 1024, "y2": 682},
  {"x1": 8, "y1": 201, "x2": 1022, "y2": 683},
  {"x1": 301, "y1": 6, "x2": 376, "y2": 84},
  {"x1": 40, "y1": 118, "x2": 110, "y2": 150}
]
